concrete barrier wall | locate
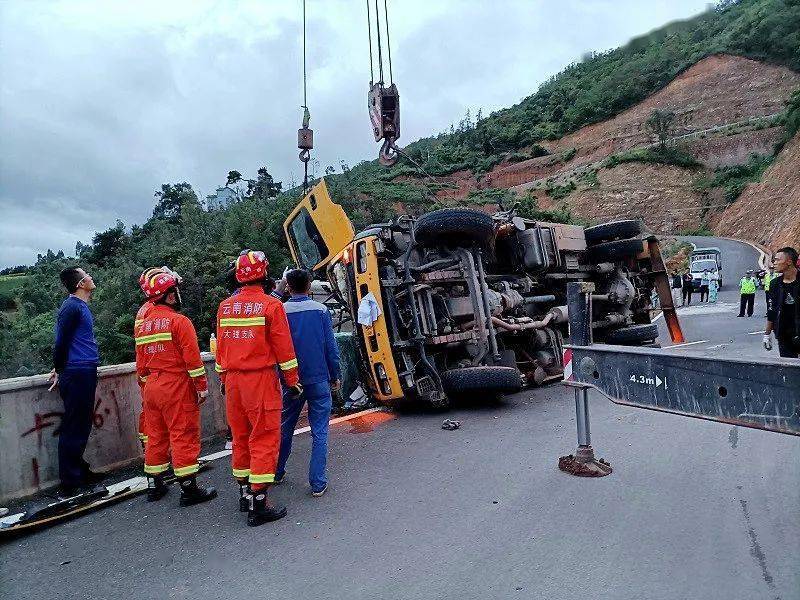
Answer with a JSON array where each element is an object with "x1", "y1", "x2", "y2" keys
[{"x1": 0, "y1": 353, "x2": 226, "y2": 503}]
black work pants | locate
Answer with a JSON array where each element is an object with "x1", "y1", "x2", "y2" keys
[
  {"x1": 738, "y1": 294, "x2": 755, "y2": 317},
  {"x1": 699, "y1": 285, "x2": 709, "y2": 302},
  {"x1": 682, "y1": 288, "x2": 693, "y2": 305},
  {"x1": 58, "y1": 368, "x2": 98, "y2": 487},
  {"x1": 777, "y1": 336, "x2": 799, "y2": 359}
]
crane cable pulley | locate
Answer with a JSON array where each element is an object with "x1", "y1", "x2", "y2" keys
[
  {"x1": 366, "y1": 0, "x2": 400, "y2": 166},
  {"x1": 298, "y1": 0, "x2": 313, "y2": 193}
]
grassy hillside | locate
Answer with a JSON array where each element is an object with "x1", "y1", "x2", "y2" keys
[
  {"x1": 1, "y1": 0, "x2": 798, "y2": 378},
  {"x1": 323, "y1": 0, "x2": 800, "y2": 214}
]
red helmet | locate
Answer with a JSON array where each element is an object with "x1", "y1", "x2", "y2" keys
[
  {"x1": 142, "y1": 270, "x2": 178, "y2": 299},
  {"x1": 139, "y1": 267, "x2": 166, "y2": 294},
  {"x1": 235, "y1": 250, "x2": 269, "y2": 283}
]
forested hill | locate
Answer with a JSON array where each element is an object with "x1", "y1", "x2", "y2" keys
[{"x1": 1, "y1": 0, "x2": 798, "y2": 378}]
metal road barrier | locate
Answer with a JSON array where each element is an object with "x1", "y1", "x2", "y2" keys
[{"x1": 560, "y1": 281, "x2": 799, "y2": 476}]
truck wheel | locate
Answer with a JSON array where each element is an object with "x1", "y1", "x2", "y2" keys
[
  {"x1": 584, "y1": 220, "x2": 645, "y2": 245},
  {"x1": 603, "y1": 323, "x2": 659, "y2": 345},
  {"x1": 586, "y1": 238, "x2": 646, "y2": 263},
  {"x1": 414, "y1": 208, "x2": 495, "y2": 247},
  {"x1": 440, "y1": 366, "x2": 523, "y2": 394}
]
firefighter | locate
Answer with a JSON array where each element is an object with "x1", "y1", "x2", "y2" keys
[
  {"x1": 135, "y1": 269, "x2": 217, "y2": 505},
  {"x1": 215, "y1": 250, "x2": 302, "y2": 526},
  {"x1": 134, "y1": 267, "x2": 168, "y2": 451}
]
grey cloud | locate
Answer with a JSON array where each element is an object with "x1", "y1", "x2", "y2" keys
[{"x1": 0, "y1": 0, "x2": 710, "y2": 267}]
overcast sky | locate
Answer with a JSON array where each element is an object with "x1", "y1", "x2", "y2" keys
[{"x1": 0, "y1": 0, "x2": 712, "y2": 267}]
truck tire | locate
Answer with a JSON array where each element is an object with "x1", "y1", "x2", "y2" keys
[
  {"x1": 603, "y1": 323, "x2": 659, "y2": 345},
  {"x1": 414, "y1": 208, "x2": 494, "y2": 248},
  {"x1": 586, "y1": 238, "x2": 646, "y2": 263},
  {"x1": 584, "y1": 220, "x2": 645, "y2": 245},
  {"x1": 440, "y1": 366, "x2": 523, "y2": 394}
]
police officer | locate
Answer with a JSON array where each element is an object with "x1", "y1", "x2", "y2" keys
[{"x1": 737, "y1": 270, "x2": 757, "y2": 317}]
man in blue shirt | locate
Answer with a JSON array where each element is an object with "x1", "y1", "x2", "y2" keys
[
  {"x1": 48, "y1": 267, "x2": 102, "y2": 494},
  {"x1": 275, "y1": 269, "x2": 341, "y2": 496}
]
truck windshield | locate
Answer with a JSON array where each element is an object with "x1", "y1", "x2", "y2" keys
[
  {"x1": 691, "y1": 260, "x2": 717, "y2": 272},
  {"x1": 287, "y1": 207, "x2": 329, "y2": 269}
]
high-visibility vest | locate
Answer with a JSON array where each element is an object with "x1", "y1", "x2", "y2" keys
[
  {"x1": 740, "y1": 277, "x2": 756, "y2": 295},
  {"x1": 764, "y1": 273, "x2": 776, "y2": 291}
]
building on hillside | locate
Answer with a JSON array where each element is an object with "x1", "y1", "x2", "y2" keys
[{"x1": 205, "y1": 186, "x2": 239, "y2": 210}]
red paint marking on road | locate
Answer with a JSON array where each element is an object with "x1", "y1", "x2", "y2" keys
[{"x1": 343, "y1": 411, "x2": 396, "y2": 434}]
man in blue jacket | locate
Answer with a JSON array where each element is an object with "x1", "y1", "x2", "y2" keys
[
  {"x1": 48, "y1": 267, "x2": 102, "y2": 494},
  {"x1": 275, "y1": 269, "x2": 341, "y2": 496}
]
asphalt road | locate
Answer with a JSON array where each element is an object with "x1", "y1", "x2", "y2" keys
[
  {"x1": 3, "y1": 236, "x2": 798, "y2": 600},
  {"x1": 657, "y1": 236, "x2": 772, "y2": 360}
]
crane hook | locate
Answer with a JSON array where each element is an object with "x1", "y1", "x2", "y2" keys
[{"x1": 378, "y1": 138, "x2": 399, "y2": 167}]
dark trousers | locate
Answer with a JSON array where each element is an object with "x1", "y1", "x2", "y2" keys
[
  {"x1": 738, "y1": 294, "x2": 755, "y2": 317},
  {"x1": 699, "y1": 285, "x2": 709, "y2": 302},
  {"x1": 682, "y1": 288, "x2": 692, "y2": 305},
  {"x1": 58, "y1": 368, "x2": 98, "y2": 487},
  {"x1": 777, "y1": 336, "x2": 799, "y2": 359}
]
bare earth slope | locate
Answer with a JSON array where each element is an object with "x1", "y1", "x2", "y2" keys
[
  {"x1": 428, "y1": 54, "x2": 799, "y2": 250},
  {"x1": 712, "y1": 133, "x2": 800, "y2": 249}
]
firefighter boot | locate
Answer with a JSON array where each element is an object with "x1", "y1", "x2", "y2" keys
[
  {"x1": 247, "y1": 490, "x2": 287, "y2": 527},
  {"x1": 146, "y1": 475, "x2": 169, "y2": 502},
  {"x1": 238, "y1": 483, "x2": 251, "y2": 513},
  {"x1": 178, "y1": 476, "x2": 217, "y2": 507}
]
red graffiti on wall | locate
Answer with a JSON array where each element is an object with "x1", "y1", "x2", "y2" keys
[{"x1": 21, "y1": 396, "x2": 114, "y2": 439}]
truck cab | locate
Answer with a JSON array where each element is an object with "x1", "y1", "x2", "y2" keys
[{"x1": 689, "y1": 247, "x2": 723, "y2": 289}]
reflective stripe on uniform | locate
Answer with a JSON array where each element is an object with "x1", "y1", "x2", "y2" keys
[
  {"x1": 215, "y1": 363, "x2": 225, "y2": 373},
  {"x1": 174, "y1": 464, "x2": 200, "y2": 477},
  {"x1": 188, "y1": 366, "x2": 206, "y2": 377},
  {"x1": 249, "y1": 473, "x2": 275, "y2": 484},
  {"x1": 278, "y1": 358, "x2": 298, "y2": 371},
  {"x1": 135, "y1": 332, "x2": 173, "y2": 345},
  {"x1": 138, "y1": 433, "x2": 149, "y2": 442},
  {"x1": 144, "y1": 462, "x2": 170, "y2": 474},
  {"x1": 232, "y1": 468, "x2": 251, "y2": 478},
  {"x1": 219, "y1": 317, "x2": 266, "y2": 327}
]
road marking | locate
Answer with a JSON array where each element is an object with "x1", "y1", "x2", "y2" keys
[
  {"x1": 705, "y1": 344, "x2": 728, "y2": 350},
  {"x1": 652, "y1": 311, "x2": 664, "y2": 322},
  {"x1": 748, "y1": 330, "x2": 766, "y2": 335},
  {"x1": 669, "y1": 340, "x2": 708, "y2": 348},
  {"x1": 199, "y1": 407, "x2": 385, "y2": 461}
]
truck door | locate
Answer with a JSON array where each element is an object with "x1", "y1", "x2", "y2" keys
[{"x1": 283, "y1": 179, "x2": 355, "y2": 272}]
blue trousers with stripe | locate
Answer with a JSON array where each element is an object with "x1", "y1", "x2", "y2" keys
[{"x1": 276, "y1": 381, "x2": 332, "y2": 492}]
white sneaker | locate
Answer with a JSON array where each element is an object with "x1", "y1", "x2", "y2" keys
[{"x1": 311, "y1": 485, "x2": 328, "y2": 497}]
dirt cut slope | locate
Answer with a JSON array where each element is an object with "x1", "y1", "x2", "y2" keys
[{"x1": 712, "y1": 134, "x2": 800, "y2": 250}]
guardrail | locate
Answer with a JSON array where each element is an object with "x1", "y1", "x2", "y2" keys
[{"x1": 0, "y1": 353, "x2": 227, "y2": 503}]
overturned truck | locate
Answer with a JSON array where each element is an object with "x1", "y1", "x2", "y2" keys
[{"x1": 284, "y1": 180, "x2": 673, "y2": 408}]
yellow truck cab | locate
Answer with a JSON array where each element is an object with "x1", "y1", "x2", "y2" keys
[{"x1": 284, "y1": 179, "x2": 672, "y2": 408}]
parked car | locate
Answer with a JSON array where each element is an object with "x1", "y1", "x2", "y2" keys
[{"x1": 283, "y1": 180, "x2": 671, "y2": 408}]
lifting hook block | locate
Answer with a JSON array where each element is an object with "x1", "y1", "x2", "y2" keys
[{"x1": 379, "y1": 138, "x2": 400, "y2": 167}]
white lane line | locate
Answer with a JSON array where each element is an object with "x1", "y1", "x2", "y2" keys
[
  {"x1": 705, "y1": 344, "x2": 728, "y2": 350},
  {"x1": 1, "y1": 407, "x2": 388, "y2": 525},
  {"x1": 668, "y1": 340, "x2": 708, "y2": 348},
  {"x1": 198, "y1": 407, "x2": 384, "y2": 461},
  {"x1": 653, "y1": 311, "x2": 664, "y2": 322},
  {"x1": 748, "y1": 330, "x2": 766, "y2": 335}
]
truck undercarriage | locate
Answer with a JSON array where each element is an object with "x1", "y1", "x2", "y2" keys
[{"x1": 283, "y1": 181, "x2": 679, "y2": 408}]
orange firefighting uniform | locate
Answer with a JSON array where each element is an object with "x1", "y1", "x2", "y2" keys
[
  {"x1": 134, "y1": 300, "x2": 154, "y2": 445},
  {"x1": 135, "y1": 303, "x2": 208, "y2": 478},
  {"x1": 215, "y1": 285, "x2": 299, "y2": 485}
]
